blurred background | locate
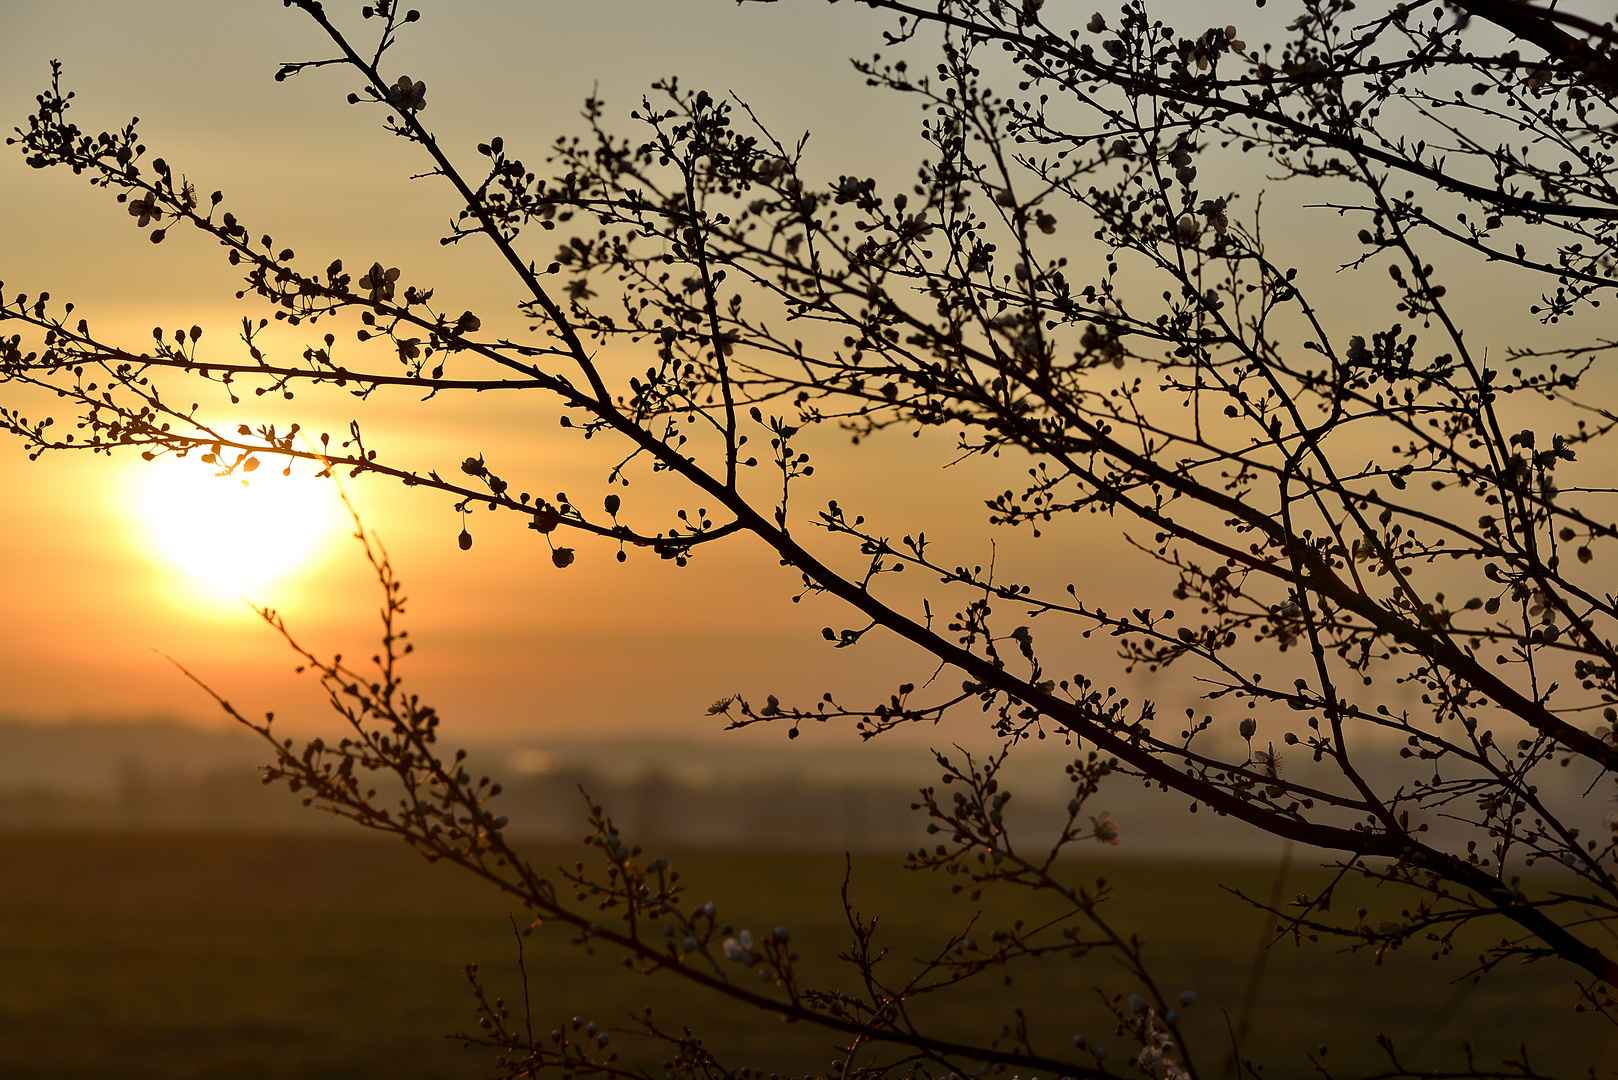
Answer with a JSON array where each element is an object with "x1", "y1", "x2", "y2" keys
[{"x1": 2, "y1": 2, "x2": 1615, "y2": 1078}]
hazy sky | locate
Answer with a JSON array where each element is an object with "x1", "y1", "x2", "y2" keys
[
  {"x1": 0, "y1": 1, "x2": 1592, "y2": 755},
  {"x1": 0, "y1": 0, "x2": 1005, "y2": 744}
]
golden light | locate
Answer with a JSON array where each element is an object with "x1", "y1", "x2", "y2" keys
[{"x1": 123, "y1": 457, "x2": 349, "y2": 610}]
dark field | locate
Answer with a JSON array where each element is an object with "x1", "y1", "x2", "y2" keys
[{"x1": 0, "y1": 832, "x2": 1612, "y2": 1080}]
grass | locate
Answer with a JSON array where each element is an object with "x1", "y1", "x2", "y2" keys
[{"x1": 0, "y1": 831, "x2": 1613, "y2": 1079}]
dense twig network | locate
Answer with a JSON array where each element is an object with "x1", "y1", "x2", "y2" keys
[{"x1": 8, "y1": 0, "x2": 1618, "y2": 1076}]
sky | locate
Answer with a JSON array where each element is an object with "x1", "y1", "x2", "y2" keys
[
  {"x1": 0, "y1": 0, "x2": 1598, "y2": 766},
  {"x1": 0, "y1": 0, "x2": 936, "y2": 741}
]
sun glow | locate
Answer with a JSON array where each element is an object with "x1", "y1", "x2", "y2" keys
[{"x1": 125, "y1": 459, "x2": 349, "y2": 608}]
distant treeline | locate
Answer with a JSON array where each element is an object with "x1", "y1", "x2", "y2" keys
[{"x1": 0, "y1": 718, "x2": 1297, "y2": 857}]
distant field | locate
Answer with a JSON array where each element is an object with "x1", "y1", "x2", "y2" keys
[{"x1": 0, "y1": 832, "x2": 1611, "y2": 1080}]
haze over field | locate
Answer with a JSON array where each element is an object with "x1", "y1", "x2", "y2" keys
[{"x1": 0, "y1": 716, "x2": 1300, "y2": 858}]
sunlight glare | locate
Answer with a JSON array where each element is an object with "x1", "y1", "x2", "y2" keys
[{"x1": 125, "y1": 459, "x2": 349, "y2": 607}]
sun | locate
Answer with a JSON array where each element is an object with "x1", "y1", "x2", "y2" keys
[{"x1": 124, "y1": 458, "x2": 349, "y2": 608}]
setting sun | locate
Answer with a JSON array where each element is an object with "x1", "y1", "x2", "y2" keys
[{"x1": 124, "y1": 459, "x2": 349, "y2": 607}]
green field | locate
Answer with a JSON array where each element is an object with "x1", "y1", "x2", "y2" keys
[{"x1": 0, "y1": 832, "x2": 1612, "y2": 1079}]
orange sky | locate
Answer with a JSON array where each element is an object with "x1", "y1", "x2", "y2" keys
[
  {"x1": 0, "y1": 0, "x2": 1004, "y2": 744},
  {"x1": 1, "y1": 0, "x2": 1598, "y2": 754}
]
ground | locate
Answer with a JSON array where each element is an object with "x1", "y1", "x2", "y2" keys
[{"x1": 1, "y1": 832, "x2": 1610, "y2": 1079}]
